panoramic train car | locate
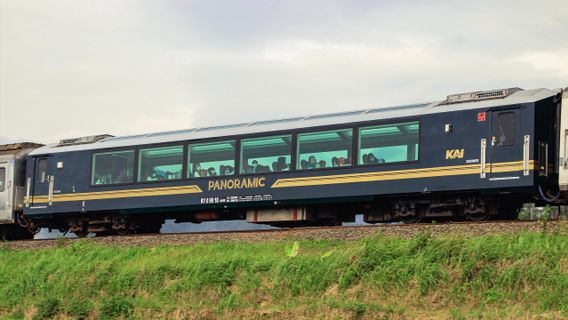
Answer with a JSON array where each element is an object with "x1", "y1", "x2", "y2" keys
[{"x1": 14, "y1": 86, "x2": 568, "y2": 236}]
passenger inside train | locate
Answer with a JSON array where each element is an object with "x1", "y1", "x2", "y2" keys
[
  {"x1": 299, "y1": 154, "x2": 351, "y2": 170},
  {"x1": 90, "y1": 121, "x2": 420, "y2": 184},
  {"x1": 362, "y1": 153, "x2": 385, "y2": 164}
]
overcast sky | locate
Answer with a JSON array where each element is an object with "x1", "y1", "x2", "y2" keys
[{"x1": 1, "y1": 0, "x2": 567, "y2": 144}]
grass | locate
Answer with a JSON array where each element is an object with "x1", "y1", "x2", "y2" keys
[{"x1": 0, "y1": 229, "x2": 567, "y2": 319}]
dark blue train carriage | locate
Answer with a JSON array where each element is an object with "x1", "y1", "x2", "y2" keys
[{"x1": 17, "y1": 87, "x2": 568, "y2": 236}]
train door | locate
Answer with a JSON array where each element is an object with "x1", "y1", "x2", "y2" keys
[
  {"x1": 30, "y1": 157, "x2": 53, "y2": 207},
  {"x1": 489, "y1": 108, "x2": 522, "y2": 179},
  {"x1": 0, "y1": 161, "x2": 12, "y2": 221}
]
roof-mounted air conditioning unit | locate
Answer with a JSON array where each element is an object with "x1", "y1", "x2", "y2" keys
[{"x1": 438, "y1": 88, "x2": 523, "y2": 106}]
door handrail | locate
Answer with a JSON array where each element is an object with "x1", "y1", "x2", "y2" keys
[
  {"x1": 25, "y1": 177, "x2": 31, "y2": 207},
  {"x1": 48, "y1": 175, "x2": 54, "y2": 206},
  {"x1": 480, "y1": 138, "x2": 486, "y2": 178},
  {"x1": 523, "y1": 135, "x2": 530, "y2": 176}
]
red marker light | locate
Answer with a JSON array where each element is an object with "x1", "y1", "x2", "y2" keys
[{"x1": 477, "y1": 112, "x2": 486, "y2": 122}]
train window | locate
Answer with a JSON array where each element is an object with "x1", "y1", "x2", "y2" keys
[
  {"x1": 297, "y1": 129, "x2": 353, "y2": 170},
  {"x1": 0, "y1": 168, "x2": 5, "y2": 192},
  {"x1": 497, "y1": 112, "x2": 516, "y2": 146},
  {"x1": 358, "y1": 121, "x2": 419, "y2": 165},
  {"x1": 138, "y1": 146, "x2": 183, "y2": 182},
  {"x1": 241, "y1": 135, "x2": 292, "y2": 174},
  {"x1": 188, "y1": 140, "x2": 235, "y2": 178},
  {"x1": 36, "y1": 158, "x2": 48, "y2": 183},
  {"x1": 91, "y1": 150, "x2": 134, "y2": 185}
]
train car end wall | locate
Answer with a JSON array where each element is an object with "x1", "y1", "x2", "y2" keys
[{"x1": 560, "y1": 87, "x2": 568, "y2": 191}]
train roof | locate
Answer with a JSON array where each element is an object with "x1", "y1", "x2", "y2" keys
[
  {"x1": 0, "y1": 142, "x2": 44, "y2": 152},
  {"x1": 29, "y1": 87, "x2": 560, "y2": 155}
]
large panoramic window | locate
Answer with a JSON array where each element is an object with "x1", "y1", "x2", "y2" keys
[
  {"x1": 91, "y1": 150, "x2": 134, "y2": 185},
  {"x1": 297, "y1": 129, "x2": 353, "y2": 170},
  {"x1": 241, "y1": 135, "x2": 292, "y2": 174},
  {"x1": 358, "y1": 121, "x2": 419, "y2": 165},
  {"x1": 138, "y1": 145, "x2": 183, "y2": 182},
  {"x1": 188, "y1": 140, "x2": 235, "y2": 178}
]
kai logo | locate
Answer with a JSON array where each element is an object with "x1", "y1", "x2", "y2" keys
[{"x1": 445, "y1": 149, "x2": 464, "y2": 160}]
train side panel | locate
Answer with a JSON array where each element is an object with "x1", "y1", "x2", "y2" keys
[{"x1": 23, "y1": 102, "x2": 540, "y2": 220}]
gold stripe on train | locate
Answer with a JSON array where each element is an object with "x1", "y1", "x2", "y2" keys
[
  {"x1": 31, "y1": 185, "x2": 203, "y2": 204},
  {"x1": 271, "y1": 160, "x2": 536, "y2": 188},
  {"x1": 29, "y1": 160, "x2": 536, "y2": 204}
]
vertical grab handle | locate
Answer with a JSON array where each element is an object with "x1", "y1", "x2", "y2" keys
[
  {"x1": 7, "y1": 180, "x2": 11, "y2": 210},
  {"x1": 25, "y1": 177, "x2": 31, "y2": 207},
  {"x1": 480, "y1": 138, "x2": 486, "y2": 178},
  {"x1": 48, "y1": 175, "x2": 55, "y2": 205},
  {"x1": 523, "y1": 135, "x2": 530, "y2": 176},
  {"x1": 564, "y1": 130, "x2": 568, "y2": 168}
]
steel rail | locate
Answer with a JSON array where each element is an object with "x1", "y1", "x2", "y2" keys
[{"x1": 7, "y1": 219, "x2": 536, "y2": 243}]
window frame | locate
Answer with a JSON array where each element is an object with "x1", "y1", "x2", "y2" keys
[
  {"x1": 0, "y1": 167, "x2": 5, "y2": 192},
  {"x1": 496, "y1": 111, "x2": 516, "y2": 147},
  {"x1": 289, "y1": 118, "x2": 420, "y2": 173},
  {"x1": 87, "y1": 116, "x2": 422, "y2": 186},
  {"x1": 357, "y1": 120, "x2": 421, "y2": 167},
  {"x1": 296, "y1": 127, "x2": 354, "y2": 171},
  {"x1": 36, "y1": 158, "x2": 49, "y2": 184},
  {"x1": 90, "y1": 148, "x2": 136, "y2": 187},
  {"x1": 187, "y1": 139, "x2": 237, "y2": 179},
  {"x1": 239, "y1": 134, "x2": 293, "y2": 175},
  {"x1": 137, "y1": 144, "x2": 185, "y2": 183}
]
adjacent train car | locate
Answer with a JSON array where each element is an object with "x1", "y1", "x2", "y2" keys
[
  {"x1": 0, "y1": 143, "x2": 44, "y2": 239},
  {"x1": 7, "y1": 86, "x2": 568, "y2": 237}
]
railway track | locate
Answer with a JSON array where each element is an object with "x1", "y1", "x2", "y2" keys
[{"x1": 5, "y1": 219, "x2": 564, "y2": 251}]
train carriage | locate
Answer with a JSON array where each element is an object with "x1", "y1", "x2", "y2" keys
[
  {"x1": 3, "y1": 86, "x2": 567, "y2": 237},
  {"x1": 0, "y1": 143, "x2": 44, "y2": 239}
]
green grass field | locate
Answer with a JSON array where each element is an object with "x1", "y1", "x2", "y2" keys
[{"x1": 1, "y1": 226, "x2": 567, "y2": 319}]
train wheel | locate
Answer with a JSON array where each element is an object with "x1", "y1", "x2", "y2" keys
[
  {"x1": 394, "y1": 200, "x2": 420, "y2": 223},
  {"x1": 465, "y1": 212, "x2": 491, "y2": 221},
  {"x1": 112, "y1": 216, "x2": 133, "y2": 236},
  {"x1": 464, "y1": 197, "x2": 493, "y2": 221},
  {"x1": 73, "y1": 229, "x2": 89, "y2": 238},
  {"x1": 27, "y1": 221, "x2": 41, "y2": 235}
]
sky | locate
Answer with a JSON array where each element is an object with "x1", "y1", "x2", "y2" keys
[{"x1": 1, "y1": 0, "x2": 567, "y2": 145}]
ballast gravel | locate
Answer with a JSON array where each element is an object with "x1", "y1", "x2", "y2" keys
[{"x1": 5, "y1": 220, "x2": 566, "y2": 251}]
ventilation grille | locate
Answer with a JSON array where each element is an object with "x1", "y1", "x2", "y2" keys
[{"x1": 439, "y1": 88, "x2": 522, "y2": 106}]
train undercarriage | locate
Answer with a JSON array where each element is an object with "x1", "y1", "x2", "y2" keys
[{"x1": 17, "y1": 192, "x2": 562, "y2": 238}]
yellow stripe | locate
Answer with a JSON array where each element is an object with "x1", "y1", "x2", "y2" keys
[
  {"x1": 29, "y1": 160, "x2": 537, "y2": 203},
  {"x1": 271, "y1": 160, "x2": 536, "y2": 188},
  {"x1": 31, "y1": 185, "x2": 202, "y2": 204}
]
